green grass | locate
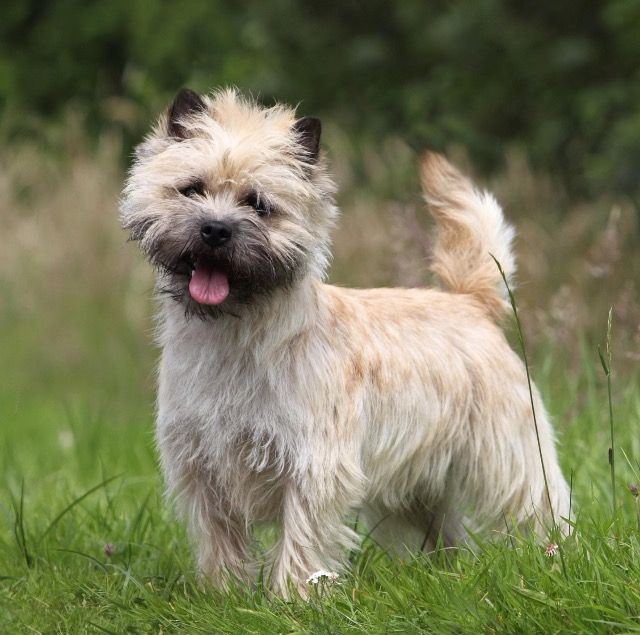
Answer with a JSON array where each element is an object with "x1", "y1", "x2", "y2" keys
[{"x1": 2, "y1": 306, "x2": 640, "y2": 634}]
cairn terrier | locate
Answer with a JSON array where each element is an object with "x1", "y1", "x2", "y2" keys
[{"x1": 121, "y1": 88, "x2": 570, "y2": 597}]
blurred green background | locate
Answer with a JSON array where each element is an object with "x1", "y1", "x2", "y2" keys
[{"x1": 2, "y1": 0, "x2": 640, "y2": 196}]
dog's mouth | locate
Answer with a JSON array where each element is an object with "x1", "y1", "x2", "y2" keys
[
  {"x1": 188, "y1": 257, "x2": 231, "y2": 305},
  {"x1": 150, "y1": 228, "x2": 305, "y2": 314}
]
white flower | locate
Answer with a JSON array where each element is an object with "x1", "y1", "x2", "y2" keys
[
  {"x1": 545, "y1": 543, "x2": 559, "y2": 557},
  {"x1": 306, "y1": 570, "x2": 339, "y2": 585}
]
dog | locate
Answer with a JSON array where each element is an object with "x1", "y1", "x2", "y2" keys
[{"x1": 120, "y1": 88, "x2": 570, "y2": 597}]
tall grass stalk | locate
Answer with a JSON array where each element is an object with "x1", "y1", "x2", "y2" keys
[
  {"x1": 491, "y1": 256, "x2": 555, "y2": 528},
  {"x1": 492, "y1": 255, "x2": 567, "y2": 577},
  {"x1": 598, "y1": 308, "x2": 617, "y2": 524}
]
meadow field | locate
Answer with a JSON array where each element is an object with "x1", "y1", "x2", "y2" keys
[{"x1": 1, "y1": 127, "x2": 640, "y2": 633}]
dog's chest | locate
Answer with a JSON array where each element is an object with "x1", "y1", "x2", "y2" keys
[{"x1": 156, "y1": 320, "x2": 308, "y2": 501}]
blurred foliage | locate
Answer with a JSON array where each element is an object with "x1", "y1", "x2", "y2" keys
[{"x1": 1, "y1": 0, "x2": 640, "y2": 196}]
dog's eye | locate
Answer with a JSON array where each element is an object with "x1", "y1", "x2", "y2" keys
[
  {"x1": 179, "y1": 181, "x2": 205, "y2": 198},
  {"x1": 242, "y1": 191, "x2": 272, "y2": 217}
]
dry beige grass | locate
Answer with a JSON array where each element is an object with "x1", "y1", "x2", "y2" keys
[{"x1": 0, "y1": 127, "x2": 150, "y2": 319}]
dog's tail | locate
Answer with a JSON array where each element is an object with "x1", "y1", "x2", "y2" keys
[{"x1": 420, "y1": 151, "x2": 516, "y2": 320}]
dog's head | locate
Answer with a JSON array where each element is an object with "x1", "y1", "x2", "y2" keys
[{"x1": 120, "y1": 88, "x2": 337, "y2": 318}]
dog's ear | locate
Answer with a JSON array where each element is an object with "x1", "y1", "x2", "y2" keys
[
  {"x1": 167, "y1": 88, "x2": 207, "y2": 139},
  {"x1": 293, "y1": 116, "x2": 321, "y2": 164}
]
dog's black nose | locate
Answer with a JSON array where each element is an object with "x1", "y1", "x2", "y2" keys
[{"x1": 200, "y1": 221, "x2": 232, "y2": 247}]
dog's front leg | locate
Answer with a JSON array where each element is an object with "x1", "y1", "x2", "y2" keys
[
  {"x1": 269, "y1": 469, "x2": 361, "y2": 598},
  {"x1": 178, "y1": 481, "x2": 255, "y2": 588},
  {"x1": 194, "y1": 514, "x2": 255, "y2": 589}
]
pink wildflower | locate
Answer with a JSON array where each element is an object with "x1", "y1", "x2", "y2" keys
[{"x1": 545, "y1": 543, "x2": 559, "y2": 557}]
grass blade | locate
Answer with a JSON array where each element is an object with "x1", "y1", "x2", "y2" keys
[
  {"x1": 39, "y1": 474, "x2": 122, "y2": 541},
  {"x1": 491, "y1": 255, "x2": 555, "y2": 527},
  {"x1": 599, "y1": 308, "x2": 617, "y2": 526},
  {"x1": 11, "y1": 480, "x2": 33, "y2": 568},
  {"x1": 491, "y1": 254, "x2": 567, "y2": 577}
]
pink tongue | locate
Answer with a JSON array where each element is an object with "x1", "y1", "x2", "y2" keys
[{"x1": 189, "y1": 263, "x2": 230, "y2": 305}]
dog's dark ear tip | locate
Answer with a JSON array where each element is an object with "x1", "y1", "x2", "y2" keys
[
  {"x1": 167, "y1": 88, "x2": 207, "y2": 139},
  {"x1": 293, "y1": 116, "x2": 322, "y2": 163}
]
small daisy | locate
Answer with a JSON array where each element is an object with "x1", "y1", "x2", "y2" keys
[{"x1": 306, "y1": 570, "x2": 339, "y2": 585}]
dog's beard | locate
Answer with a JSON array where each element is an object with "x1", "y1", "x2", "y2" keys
[{"x1": 136, "y1": 220, "x2": 306, "y2": 320}]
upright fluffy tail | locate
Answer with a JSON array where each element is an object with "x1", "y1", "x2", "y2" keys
[{"x1": 420, "y1": 152, "x2": 516, "y2": 320}]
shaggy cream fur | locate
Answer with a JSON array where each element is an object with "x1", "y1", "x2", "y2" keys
[{"x1": 121, "y1": 89, "x2": 570, "y2": 597}]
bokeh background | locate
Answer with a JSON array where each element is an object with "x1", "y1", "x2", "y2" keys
[{"x1": 2, "y1": 3, "x2": 640, "y2": 630}]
